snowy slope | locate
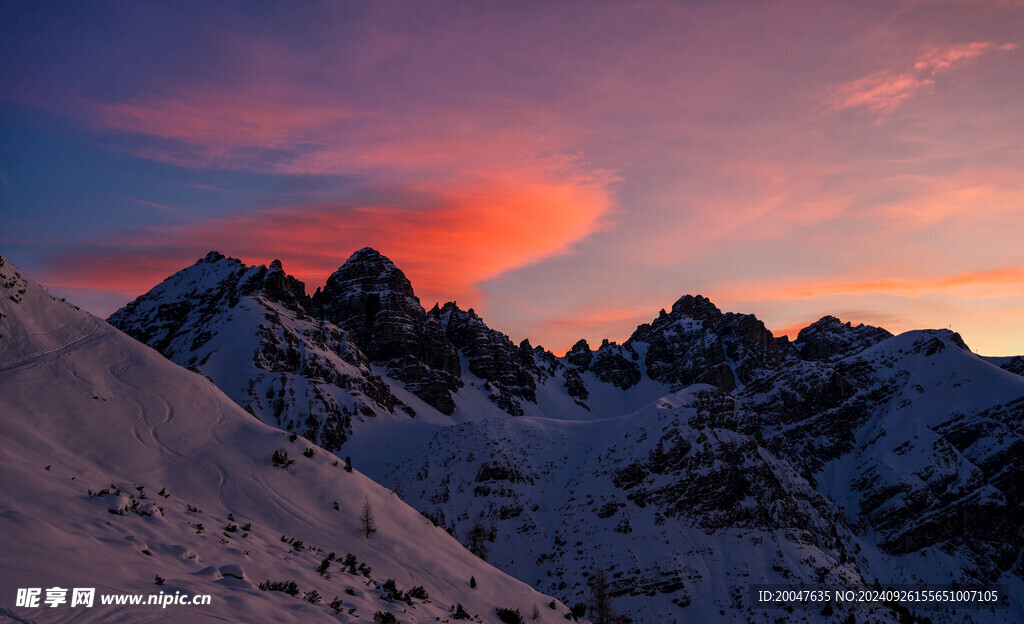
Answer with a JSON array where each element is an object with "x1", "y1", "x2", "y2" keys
[{"x1": 0, "y1": 254, "x2": 577, "y2": 623}]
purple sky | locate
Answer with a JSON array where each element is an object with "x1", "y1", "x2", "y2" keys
[{"x1": 2, "y1": 0, "x2": 1023, "y2": 354}]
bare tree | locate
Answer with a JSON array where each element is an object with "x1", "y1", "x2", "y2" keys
[
  {"x1": 465, "y1": 518, "x2": 490, "y2": 561},
  {"x1": 360, "y1": 497, "x2": 377, "y2": 538},
  {"x1": 587, "y1": 567, "x2": 626, "y2": 624}
]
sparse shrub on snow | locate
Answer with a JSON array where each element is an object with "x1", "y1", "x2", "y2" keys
[
  {"x1": 271, "y1": 449, "x2": 295, "y2": 468},
  {"x1": 496, "y1": 607, "x2": 524, "y2": 624},
  {"x1": 258, "y1": 580, "x2": 299, "y2": 596},
  {"x1": 407, "y1": 585, "x2": 428, "y2": 600},
  {"x1": 372, "y1": 611, "x2": 398, "y2": 624}
]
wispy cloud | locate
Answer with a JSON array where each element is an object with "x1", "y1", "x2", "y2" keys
[
  {"x1": 720, "y1": 267, "x2": 1024, "y2": 303},
  {"x1": 831, "y1": 41, "x2": 1017, "y2": 113}
]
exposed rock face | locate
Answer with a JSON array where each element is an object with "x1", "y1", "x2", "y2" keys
[
  {"x1": 623, "y1": 295, "x2": 779, "y2": 393},
  {"x1": 795, "y1": 315, "x2": 894, "y2": 362},
  {"x1": 563, "y1": 368, "x2": 589, "y2": 402},
  {"x1": 433, "y1": 303, "x2": 562, "y2": 416},
  {"x1": 747, "y1": 329, "x2": 1024, "y2": 586},
  {"x1": 589, "y1": 340, "x2": 641, "y2": 390},
  {"x1": 565, "y1": 339, "x2": 593, "y2": 369},
  {"x1": 1000, "y1": 355, "x2": 1024, "y2": 376},
  {"x1": 313, "y1": 248, "x2": 463, "y2": 414}
]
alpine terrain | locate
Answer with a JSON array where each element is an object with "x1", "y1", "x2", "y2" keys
[{"x1": 97, "y1": 248, "x2": 1024, "y2": 622}]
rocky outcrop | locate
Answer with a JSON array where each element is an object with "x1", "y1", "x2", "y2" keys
[
  {"x1": 622, "y1": 295, "x2": 779, "y2": 393},
  {"x1": 1000, "y1": 355, "x2": 1024, "y2": 377},
  {"x1": 434, "y1": 303, "x2": 550, "y2": 416},
  {"x1": 565, "y1": 339, "x2": 593, "y2": 369},
  {"x1": 794, "y1": 315, "x2": 893, "y2": 362},
  {"x1": 590, "y1": 340, "x2": 641, "y2": 390}
]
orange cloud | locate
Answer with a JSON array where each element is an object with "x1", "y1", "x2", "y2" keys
[
  {"x1": 42, "y1": 174, "x2": 615, "y2": 314},
  {"x1": 831, "y1": 41, "x2": 1017, "y2": 113},
  {"x1": 718, "y1": 267, "x2": 1024, "y2": 303}
]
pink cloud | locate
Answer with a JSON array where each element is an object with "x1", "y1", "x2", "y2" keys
[{"x1": 831, "y1": 41, "x2": 1017, "y2": 113}]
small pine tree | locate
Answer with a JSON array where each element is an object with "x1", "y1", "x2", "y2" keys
[
  {"x1": 317, "y1": 557, "x2": 331, "y2": 577},
  {"x1": 360, "y1": 497, "x2": 377, "y2": 538},
  {"x1": 469, "y1": 575, "x2": 477, "y2": 589},
  {"x1": 344, "y1": 456, "x2": 353, "y2": 472},
  {"x1": 532, "y1": 604, "x2": 541, "y2": 620}
]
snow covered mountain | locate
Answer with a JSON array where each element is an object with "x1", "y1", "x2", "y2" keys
[
  {"x1": 0, "y1": 254, "x2": 577, "y2": 623},
  {"x1": 107, "y1": 249, "x2": 1024, "y2": 623}
]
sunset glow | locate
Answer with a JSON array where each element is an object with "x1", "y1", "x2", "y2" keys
[{"x1": 2, "y1": 0, "x2": 1023, "y2": 355}]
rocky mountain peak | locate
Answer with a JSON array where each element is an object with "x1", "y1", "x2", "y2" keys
[
  {"x1": 795, "y1": 315, "x2": 893, "y2": 362},
  {"x1": 199, "y1": 249, "x2": 228, "y2": 264},
  {"x1": 323, "y1": 247, "x2": 417, "y2": 300},
  {"x1": 311, "y1": 249, "x2": 464, "y2": 414},
  {"x1": 565, "y1": 339, "x2": 593, "y2": 369},
  {"x1": 314, "y1": 249, "x2": 424, "y2": 359},
  {"x1": 258, "y1": 258, "x2": 307, "y2": 309},
  {"x1": 668, "y1": 294, "x2": 722, "y2": 321},
  {"x1": 615, "y1": 294, "x2": 780, "y2": 393}
]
